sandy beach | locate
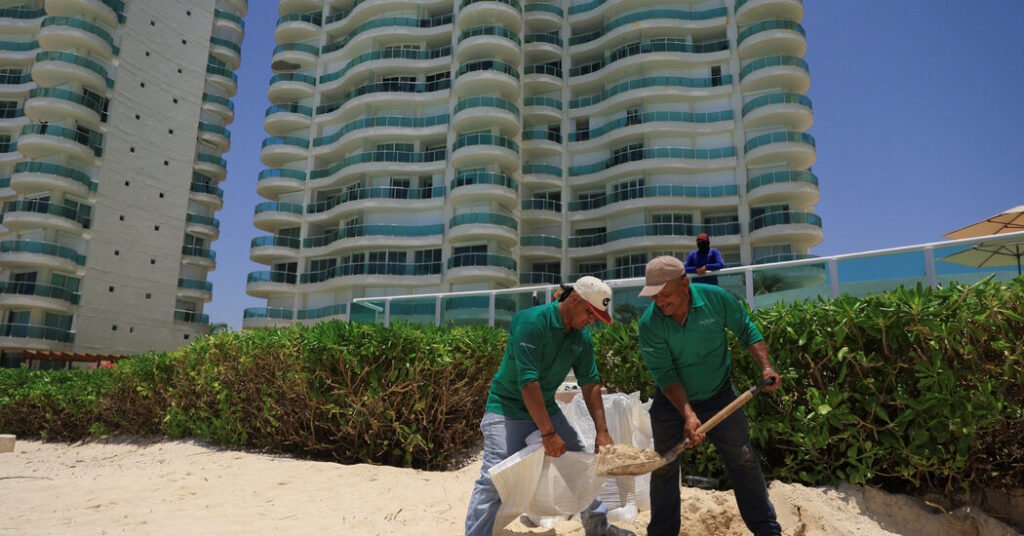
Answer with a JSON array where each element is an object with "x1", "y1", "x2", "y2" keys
[{"x1": 0, "y1": 439, "x2": 1018, "y2": 536}]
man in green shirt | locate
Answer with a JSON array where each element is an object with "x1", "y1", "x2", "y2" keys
[
  {"x1": 465, "y1": 276, "x2": 634, "y2": 536},
  {"x1": 637, "y1": 256, "x2": 782, "y2": 536}
]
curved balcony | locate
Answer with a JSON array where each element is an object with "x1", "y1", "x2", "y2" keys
[
  {"x1": 44, "y1": 0, "x2": 123, "y2": 26},
  {"x1": 521, "y1": 163, "x2": 562, "y2": 188},
  {"x1": 0, "y1": 106, "x2": 26, "y2": 129},
  {"x1": 521, "y1": 198, "x2": 562, "y2": 223},
  {"x1": 452, "y1": 132, "x2": 519, "y2": 169},
  {"x1": 524, "y1": 2, "x2": 561, "y2": 30},
  {"x1": 256, "y1": 168, "x2": 306, "y2": 197},
  {"x1": 194, "y1": 153, "x2": 227, "y2": 180},
  {"x1": 746, "y1": 169, "x2": 819, "y2": 206},
  {"x1": 24, "y1": 87, "x2": 103, "y2": 128},
  {"x1": 452, "y1": 96, "x2": 519, "y2": 136},
  {"x1": 321, "y1": 14, "x2": 453, "y2": 56},
  {"x1": 570, "y1": 109, "x2": 733, "y2": 150},
  {"x1": 271, "y1": 42, "x2": 318, "y2": 72},
  {"x1": 17, "y1": 123, "x2": 102, "y2": 160},
  {"x1": 309, "y1": 148, "x2": 446, "y2": 186},
  {"x1": 0, "y1": 239, "x2": 85, "y2": 272},
  {"x1": 198, "y1": 122, "x2": 231, "y2": 151},
  {"x1": 305, "y1": 186, "x2": 445, "y2": 222},
  {"x1": 742, "y1": 92, "x2": 812, "y2": 130},
  {"x1": 458, "y1": 25, "x2": 521, "y2": 64},
  {"x1": 738, "y1": 19, "x2": 806, "y2": 58},
  {"x1": 520, "y1": 235, "x2": 562, "y2": 258},
  {"x1": 185, "y1": 213, "x2": 220, "y2": 239},
  {"x1": 0, "y1": 40, "x2": 39, "y2": 65},
  {"x1": 736, "y1": 0, "x2": 804, "y2": 26},
  {"x1": 454, "y1": 59, "x2": 520, "y2": 99},
  {"x1": 303, "y1": 224, "x2": 444, "y2": 256},
  {"x1": 264, "y1": 103, "x2": 312, "y2": 136},
  {"x1": 296, "y1": 303, "x2": 348, "y2": 323},
  {"x1": 249, "y1": 235, "x2": 300, "y2": 264},
  {"x1": 744, "y1": 130, "x2": 816, "y2": 169},
  {"x1": 314, "y1": 114, "x2": 448, "y2": 159},
  {"x1": 448, "y1": 212, "x2": 518, "y2": 245},
  {"x1": 739, "y1": 55, "x2": 809, "y2": 93},
  {"x1": 570, "y1": 40, "x2": 730, "y2": 89},
  {"x1": 242, "y1": 307, "x2": 294, "y2": 329},
  {"x1": 268, "y1": 71, "x2": 314, "y2": 103},
  {"x1": 10, "y1": 161, "x2": 95, "y2": 197},
  {"x1": 246, "y1": 270, "x2": 297, "y2": 298},
  {"x1": 523, "y1": 63, "x2": 562, "y2": 93},
  {"x1": 316, "y1": 79, "x2": 451, "y2": 120},
  {"x1": 318, "y1": 46, "x2": 451, "y2": 94},
  {"x1": 748, "y1": 210, "x2": 823, "y2": 247},
  {"x1": 299, "y1": 261, "x2": 443, "y2": 289},
  {"x1": 0, "y1": 281, "x2": 79, "y2": 312},
  {"x1": 0, "y1": 8, "x2": 45, "y2": 35},
  {"x1": 567, "y1": 183, "x2": 738, "y2": 218},
  {"x1": 253, "y1": 201, "x2": 303, "y2": 232},
  {"x1": 520, "y1": 272, "x2": 560, "y2": 285},
  {"x1": 0, "y1": 323, "x2": 75, "y2": 344},
  {"x1": 177, "y1": 277, "x2": 213, "y2": 302},
  {"x1": 31, "y1": 51, "x2": 110, "y2": 91},
  {"x1": 570, "y1": 74, "x2": 732, "y2": 114},
  {"x1": 173, "y1": 310, "x2": 210, "y2": 325},
  {"x1": 189, "y1": 178, "x2": 224, "y2": 209},
  {"x1": 522, "y1": 129, "x2": 562, "y2": 156},
  {"x1": 459, "y1": 0, "x2": 522, "y2": 34},
  {"x1": 568, "y1": 146, "x2": 736, "y2": 186},
  {"x1": 522, "y1": 96, "x2": 561, "y2": 123},
  {"x1": 445, "y1": 252, "x2": 518, "y2": 284},
  {"x1": 206, "y1": 64, "x2": 239, "y2": 96},
  {"x1": 209, "y1": 36, "x2": 242, "y2": 70},
  {"x1": 260, "y1": 135, "x2": 308, "y2": 166},
  {"x1": 569, "y1": 8, "x2": 726, "y2": 55},
  {"x1": 450, "y1": 170, "x2": 518, "y2": 205},
  {"x1": 214, "y1": 8, "x2": 245, "y2": 34},
  {"x1": 275, "y1": 12, "x2": 320, "y2": 44},
  {"x1": 568, "y1": 222, "x2": 742, "y2": 255},
  {"x1": 39, "y1": 16, "x2": 116, "y2": 59},
  {"x1": 202, "y1": 92, "x2": 235, "y2": 123},
  {"x1": 1, "y1": 199, "x2": 91, "y2": 233},
  {"x1": 181, "y1": 245, "x2": 216, "y2": 269},
  {"x1": 524, "y1": 32, "x2": 561, "y2": 60}
]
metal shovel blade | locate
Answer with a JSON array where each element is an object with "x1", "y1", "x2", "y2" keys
[{"x1": 597, "y1": 377, "x2": 776, "y2": 477}]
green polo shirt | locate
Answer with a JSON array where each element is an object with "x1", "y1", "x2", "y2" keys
[
  {"x1": 485, "y1": 302, "x2": 601, "y2": 420},
  {"x1": 638, "y1": 283, "x2": 763, "y2": 402}
]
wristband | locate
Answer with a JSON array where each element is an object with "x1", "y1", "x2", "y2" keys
[{"x1": 541, "y1": 431, "x2": 555, "y2": 438}]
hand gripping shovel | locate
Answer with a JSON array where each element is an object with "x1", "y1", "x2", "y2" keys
[{"x1": 598, "y1": 377, "x2": 777, "y2": 476}]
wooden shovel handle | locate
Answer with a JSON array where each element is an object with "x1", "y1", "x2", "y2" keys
[{"x1": 664, "y1": 377, "x2": 776, "y2": 462}]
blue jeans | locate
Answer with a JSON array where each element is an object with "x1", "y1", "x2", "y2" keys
[
  {"x1": 647, "y1": 382, "x2": 781, "y2": 536},
  {"x1": 464, "y1": 411, "x2": 611, "y2": 536}
]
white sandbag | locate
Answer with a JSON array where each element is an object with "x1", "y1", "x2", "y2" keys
[
  {"x1": 527, "y1": 451, "x2": 605, "y2": 516},
  {"x1": 489, "y1": 443, "x2": 545, "y2": 531}
]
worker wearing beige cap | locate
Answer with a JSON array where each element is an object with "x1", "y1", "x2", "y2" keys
[
  {"x1": 637, "y1": 256, "x2": 782, "y2": 536},
  {"x1": 465, "y1": 276, "x2": 635, "y2": 536}
]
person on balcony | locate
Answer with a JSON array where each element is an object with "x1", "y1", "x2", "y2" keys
[
  {"x1": 685, "y1": 233, "x2": 725, "y2": 286},
  {"x1": 464, "y1": 276, "x2": 634, "y2": 536}
]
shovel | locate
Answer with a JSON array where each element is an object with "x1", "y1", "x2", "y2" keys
[{"x1": 598, "y1": 377, "x2": 777, "y2": 476}]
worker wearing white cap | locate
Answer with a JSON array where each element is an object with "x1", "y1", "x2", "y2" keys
[{"x1": 465, "y1": 276, "x2": 634, "y2": 536}]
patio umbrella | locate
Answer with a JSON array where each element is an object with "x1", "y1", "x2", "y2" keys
[
  {"x1": 939, "y1": 241, "x2": 1023, "y2": 276},
  {"x1": 944, "y1": 205, "x2": 1024, "y2": 239}
]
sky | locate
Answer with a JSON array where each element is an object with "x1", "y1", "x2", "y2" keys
[{"x1": 204, "y1": 1, "x2": 1024, "y2": 328}]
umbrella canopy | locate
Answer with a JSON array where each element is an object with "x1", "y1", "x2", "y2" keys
[
  {"x1": 939, "y1": 241, "x2": 1023, "y2": 276},
  {"x1": 945, "y1": 205, "x2": 1024, "y2": 239}
]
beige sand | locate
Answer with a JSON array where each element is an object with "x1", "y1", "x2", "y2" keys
[
  {"x1": 0, "y1": 439, "x2": 1018, "y2": 536},
  {"x1": 596, "y1": 444, "x2": 664, "y2": 476}
]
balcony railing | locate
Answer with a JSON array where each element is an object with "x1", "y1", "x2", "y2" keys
[
  {"x1": 314, "y1": 114, "x2": 449, "y2": 147},
  {"x1": 0, "y1": 281, "x2": 80, "y2": 305},
  {"x1": 303, "y1": 224, "x2": 444, "y2": 248},
  {"x1": 569, "y1": 222, "x2": 741, "y2": 248},
  {"x1": 454, "y1": 96, "x2": 519, "y2": 116},
  {"x1": 320, "y1": 46, "x2": 451, "y2": 84},
  {"x1": 453, "y1": 133, "x2": 519, "y2": 153},
  {"x1": 250, "y1": 236, "x2": 300, "y2": 249},
  {"x1": 460, "y1": 25, "x2": 521, "y2": 45},
  {"x1": 456, "y1": 59, "x2": 520, "y2": 80},
  {"x1": 571, "y1": 75, "x2": 733, "y2": 108},
  {"x1": 569, "y1": 146, "x2": 736, "y2": 176},
  {"x1": 244, "y1": 307, "x2": 294, "y2": 320},
  {"x1": 307, "y1": 185, "x2": 445, "y2": 213},
  {"x1": 173, "y1": 310, "x2": 210, "y2": 324},
  {"x1": 749, "y1": 211, "x2": 823, "y2": 232},
  {"x1": 570, "y1": 110, "x2": 733, "y2": 142},
  {"x1": 452, "y1": 170, "x2": 517, "y2": 190},
  {"x1": 739, "y1": 55, "x2": 809, "y2": 81},
  {"x1": 297, "y1": 303, "x2": 348, "y2": 320},
  {"x1": 177, "y1": 278, "x2": 213, "y2": 292},
  {"x1": 2, "y1": 199, "x2": 92, "y2": 227},
  {"x1": 14, "y1": 161, "x2": 96, "y2": 191},
  {"x1": 744, "y1": 130, "x2": 816, "y2": 152},
  {"x1": 317, "y1": 79, "x2": 451, "y2": 115},
  {"x1": 0, "y1": 239, "x2": 86, "y2": 265},
  {"x1": 309, "y1": 149, "x2": 446, "y2": 180},
  {"x1": 247, "y1": 271, "x2": 297, "y2": 284},
  {"x1": 568, "y1": 184, "x2": 738, "y2": 211},
  {"x1": 20, "y1": 123, "x2": 104, "y2": 157},
  {"x1": 301, "y1": 261, "x2": 443, "y2": 283},
  {"x1": 0, "y1": 323, "x2": 74, "y2": 343},
  {"x1": 322, "y1": 14, "x2": 453, "y2": 54},
  {"x1": 446, "y1": 253, "x2": 517, "y2": 271},
  {"x1": 738, "y1": 20, "x2": 806, "y2": 45},
  {"x1": 570, "y1": 8, "x2": 728, "y2": 45},
  {"x1": 450, "y1": 213, "x2": 517, "y2": 230},
  {"x1": 742, "y1": 92, "x2": 812, "y2": 116},
  {"x1": 747, "y1": 170, "x2": 818, "y2": 192},
  {"x1": 571, "y1": 40, "x2": 730, "y2": 77}
]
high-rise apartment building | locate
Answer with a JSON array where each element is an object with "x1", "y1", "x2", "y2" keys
[
  {"x1": 0, "y1": 0, "x2": 246, "y2": 366},
  {"x1": 245, "y1": 0, "x2": 820, "y2": 327}
]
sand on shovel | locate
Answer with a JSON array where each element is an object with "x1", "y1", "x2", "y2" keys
[{"x1": 596, "y1": 444, "x2": 665, "y2": 476}]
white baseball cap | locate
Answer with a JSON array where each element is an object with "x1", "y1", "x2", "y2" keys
[{"x1": 573, "y1": 276, "x2": 613, "y2": 324}]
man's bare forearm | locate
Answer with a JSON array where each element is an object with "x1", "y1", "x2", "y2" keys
[
  {"x1": 749, "y1": 341, "x2": 772, "y2": 370},
  {"x1": 581, "y1": 383, "x2": 609, "y2": 435},
  {"x1": 521, "y1": 381, "x2": 555, "y2": 435},
  {"x1": 662, "y1": 383, "x2": 697, "y2": 421}
]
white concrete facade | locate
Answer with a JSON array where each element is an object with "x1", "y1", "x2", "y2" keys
[
  {"x1": 246, "y1": 0, "x2": 820, "y2": 328},
  {"x1": 0, "y1": 0, "x2": 246, "y2": 365}
]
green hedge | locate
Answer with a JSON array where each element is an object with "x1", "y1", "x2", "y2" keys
[{"x1": 0, "y1": 278, "x2": 1021, "y2": 492}]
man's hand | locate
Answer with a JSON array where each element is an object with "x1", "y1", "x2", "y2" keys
[
  {"x1": 696, "y1": 266, "x2": 707, "y2": 275},
  {"x1": 594, "y1": 430, "x2": 614, "y2": 454},
  {"x1": 684, "y1": 414, "x2": 705, "y2": 447},
  {"x1": 542, "y1": 432, "x2": 566, "y2": 457},
  {"x1": 762, "y1": 367, "x2": 781, "y2": 393}
]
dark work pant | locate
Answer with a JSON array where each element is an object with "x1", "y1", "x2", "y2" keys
[{"x1": 647, "y1": 382, "x2": 781, "y2": 536}]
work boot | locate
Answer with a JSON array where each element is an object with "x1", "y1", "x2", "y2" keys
[
  {"x1": 581, "y1": 518, "x2": 635, "y2": 536},
  {"x1": 603, "y1": 526, "x2": 636, "y2": 536}
]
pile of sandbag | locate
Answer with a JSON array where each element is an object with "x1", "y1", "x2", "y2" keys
[{"x1": 488, "y1": 392, "x2": 653, "y2": 530}]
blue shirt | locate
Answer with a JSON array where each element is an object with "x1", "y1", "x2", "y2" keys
[{"x1": 685, "y1": 247, "x2": 725, "y2": 285}]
